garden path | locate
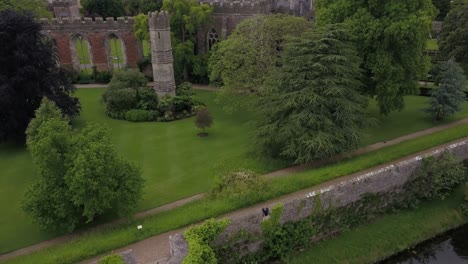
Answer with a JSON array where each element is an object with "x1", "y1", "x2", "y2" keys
[
  {"x1": 80, "y1": 136, "x2": 468, "y2": 264},
  {"x1": 2, "y1": 93, "x2": 468, "y2": 262}
]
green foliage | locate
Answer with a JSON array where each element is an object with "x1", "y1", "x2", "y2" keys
[
  {"x1": 82, "y1": 0, "x2": 125, "y2": 17},
  {"x1": 107, "y1": 68, "x2": 148, "y2": 91},
  {"x1": 133, "y1": 14, "x2": 149, "y2": 42},
  {"x1": 194, "y1": 107, "x2": 213, "y2": 133},
  {"x1": 98, "y1": 254, "x2": 125, "y2": 264},
  {"x1": 23, "y1": 100, "x2": 144, "y2": 231},
  {"x1": 209, "y1": 14, "x2": 311, "y2": 112},
  {"x1": 426, "y1": 59, "x2": 466, "y2": 121},
  {"x1": 462, "y1": 182, "x2": 468, "y2": 215},
  {"x1": 125, "y1": 109, "x2": 153, "y2": 122},
  {"x1": 182, "y1": 218, "x2": 230, "y2": 264},
  {"x1": 261, "y1": 204, "x2": 284, "y2": 236},
  {"x1": 316, "y1": 0, "x2": 435, "y2": 115},
  {"x1": 408, "y1": 151, "x2": 466, "y2": 201},
  {"x1": 209, "y1": 169, "x2": 265, "y2": 200},
  {"x1": 0, "y1": 0, "x2": 52, "y2": 18},
  {"x1": 176, "y1": 82, "x2": 195, "y2": 96},
  {"x1": 0, "y1": 10, "x2": 80, "y2": 142},
  {"x1": 103, "y1": 69, "x2": 157, "y2": 117},
  {"x1": 439, "y1": 1, "x2": 468, "y2": 64},
  {"x1": 162, "y1": 0, "x2": 213, "y2": 82},
  {"x1": 255, "y1": 24, "x2": 371, "y2": 164}
]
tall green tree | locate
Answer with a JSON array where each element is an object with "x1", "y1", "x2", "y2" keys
[
  {"x1": 426, "y1": 59, "x2": 466, "y2": 121},
  {"x1": 439, "y1": 0, "x2": 468, "y2": 65},
  {"x1": 255, "y1": 25, "x2": 371, "y2": 164},
  {"x1": 82, "y1": 0, "x2": 125, "y2": 17},
  {"x1": 162, "y1": 0, "x2": 213, "y2": 82},
  {"x1": 0, "y1": 0, "x2": 51, "y2": 18},
  {"x1": 209, "y1": 14, "x2": 311, "y2": 112},
  {"x1": 316, "y1": 0, "x2": 436, "y2": 115},
  {"x1": 23, "y1": 100, "x2": 144, "y2": 232},
  {"x1": 0, "y1": 9, "x2": 80, "y2": 143}
]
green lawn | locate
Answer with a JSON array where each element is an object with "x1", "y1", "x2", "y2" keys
[
  {"x1": 426, "y1": 39, "x2": 439, "y2": 50},
  {"x1": 288, "y1": 187, "x2": 467, "y2": 264},
  {"x1": 2, "y1": 90, "x2": 468, "y2": 254}
]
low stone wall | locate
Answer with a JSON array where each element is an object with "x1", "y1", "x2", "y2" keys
[{"x1": 170, "y1": 139, "x2": 468, "y2": 263}]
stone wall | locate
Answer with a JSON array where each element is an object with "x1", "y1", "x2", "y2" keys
[
  {"x1": 169, "y1": 139, "x2": 468, "y2": 263},
  {"x1": 40, "y1": 17, "x2": 140, "y2": 72}
]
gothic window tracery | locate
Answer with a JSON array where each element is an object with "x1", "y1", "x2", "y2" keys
[{"x1": 208, "y1": 28, "x2": 219, "y2": 50}]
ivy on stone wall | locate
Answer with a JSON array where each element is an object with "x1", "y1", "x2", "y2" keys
[{"x1": 215, "y1": 151, "x2": 467, "y2": 263}]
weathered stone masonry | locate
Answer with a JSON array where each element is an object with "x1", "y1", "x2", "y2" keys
[
  {"x1": 40, "y1": 17, "x2": 139, "y2": 72},
  {"x1": 168, "y1": 138, "x2": 468, "y2": 262}
]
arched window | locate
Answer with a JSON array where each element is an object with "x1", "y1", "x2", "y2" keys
[
  {"x1": 207, "y1": 28, "x2": 219, "y2": 50},
  {"x1": 108, "y1": 34, "x2": 125, "y2": 71},
  {"x1": 73, "y1": 34, "x2": 91, "y2": 73}
]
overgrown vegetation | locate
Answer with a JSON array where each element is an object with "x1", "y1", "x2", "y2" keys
[
  {"x1": 182, "y1": 218, "x2": 230, "y2": 264},
  {"x1": 219, "y1": 152, "x2": 467, "y2": 263},
  {"x1": 98, "y1": 254, "x2": 125, "y2": 264},
  {"x1": 439, "y1": 0, "x2": 468, "y2": 65},
  {"x1": 209, "y1": 169, "x2": 266, "y2": 201}
]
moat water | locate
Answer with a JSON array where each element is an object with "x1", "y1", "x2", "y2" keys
[{"x1": 382, "y1": 224, "x2": 468, "y2": 264}]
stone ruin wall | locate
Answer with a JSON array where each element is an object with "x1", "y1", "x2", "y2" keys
[
  {"x1": 40, "y1": 17, "x2": 140, "y2": 72},
  {"x1": 167, "y1": 138, "x2": 468, "y2": 263}
]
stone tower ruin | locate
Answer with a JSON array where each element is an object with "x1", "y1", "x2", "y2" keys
[{"x1": 148, "y1": 11, "x2": 176, "y2": 97}]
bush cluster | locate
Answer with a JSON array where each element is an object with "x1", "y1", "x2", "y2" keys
[
  {"x1": 71, "y1": 67, "x2": 112, "y2": 84},
  {"x1": 98, "y1": 254, "x2": 125, "y2": 264},
  {"x1": 209, "y1": 169, "x2": 266, "y2": 201},
  {"x1": 102, "y1": 69, "x2": 202, "y2": 122},
  {"x1": 182, "y1": 218, "x2": 230, "y2": 264}
]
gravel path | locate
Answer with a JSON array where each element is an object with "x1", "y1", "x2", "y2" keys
[{"x1": 2, "y1": 101, "x2": 468, "y2": 263}]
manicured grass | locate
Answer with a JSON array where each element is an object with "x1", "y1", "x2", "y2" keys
[
  {"x1": 288, "y1": 187, "x2": 467, "y2": 264},
  {"x1": 2, "y1": 91, "x2": 468, "y2": 255},
  {"x1": 426, "y1": 39, "x2": 439, "y2": 50},
  {"x1": 75, "y1": 39, "x2": 91, "y2": 65},
  {"x1": 0, "y1": 89, "x2": 281, "y2": 254},
  {"x1": 4, "y1": 114, "x2": 468, "y2": 264},
  {"x1": 109, "y1": 38, "x2": 124, "y2": 66}
]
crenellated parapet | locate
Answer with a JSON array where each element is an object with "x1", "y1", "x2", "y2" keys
[
  {"x1": 40, "y1": 17, "x2": 135, "y2": 31},
  {"x1": 148, "y1": 11, "x2": 170, "y2": 30},
  {"x1": 199, "y1": 0, "x2": 273, "y2": 14}
]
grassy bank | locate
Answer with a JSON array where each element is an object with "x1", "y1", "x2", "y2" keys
[
  {"x1": 3, "y1": 89, "x2": 468, "y2": 253},
  {"x1": 288, "y1": 187, "x2": 467, "y2": 264},
  {"x1": 4, "y1": 122, "x2": 468, "y2": 264}
]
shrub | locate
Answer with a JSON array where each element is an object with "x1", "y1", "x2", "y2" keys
[
  {"x1": 125, "y1": 109, "x2": 151, "y2": 122},
  {"x1": 98, "y1": 254, "x2": 125, "y2": 264},
  {"x1": 209, "y1": 169, "x2": 266, "y2": 200},
  {"x1": 182, "y1": 218, "x2": 230, "y2": 264},
  {"x1": 463, "y1": 182, "x2": 468, "y2": 215},
  {"x1": 409, "y1": 151, "x2": 466, "y2": 201},
  {"x1": 136, "y1": 87, "x2": 158, "y2": 110},
  {"x1": 107, "y1": 68, "x2": 147, "y2": 91},
  {"x1": 195, "y1": 107, "x2": 213, "y2": 134},
  {"x1": 104, "y1": 88, "x2": 137, "y2": 115},
  {"x1": 176, "y1": 82, "x2": 195, "y2": 97}
]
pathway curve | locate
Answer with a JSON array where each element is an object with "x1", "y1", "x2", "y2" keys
[
  {"x1": 2, "y1": 111, "x2": 468, "y2": 263},
  {"x1": 81, "y1": 137, "x2": 468, "y2": 264}
]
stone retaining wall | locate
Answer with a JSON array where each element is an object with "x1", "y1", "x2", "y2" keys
[{"x1": 170, "y1": 139, "x2": 468, "y2": 263}]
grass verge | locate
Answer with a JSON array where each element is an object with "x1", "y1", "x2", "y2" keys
[
  {"x1": 4, "y1": 122, "x2": 468, "y2": 264},
  {"x1": 287, "y1": 187, "x2": 467, "y2": 264}
]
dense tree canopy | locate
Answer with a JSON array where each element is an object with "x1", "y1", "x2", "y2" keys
[
  {"x1": 439, "y1": 0, "x2": 468, "y2": 65},
  {"x1": 426, "y1": 59, "x2": 466, "y2": 121},
  {"x1": 162, "y1": 0, "x2": 213, "y2": 82},
  {"x1": 82, "y1": 0, "x2": 125, "y2": 17},
  {"x1": 0, "y1": 0, "x2": 51, "y2": 18},
  {"x1": 23, "y1": 99, "x2": 144, "y2": 232},
  {"x1": 316, "y1": 0, "x2": 435, "y2": 115},
  {"x1": 0, "y1": 10, "x2": 80, "y2": 143},
  {"x1": 255, "y1": 25, "x2": 371, "y2": 164},
  {"x1": 209, "y1": 14, "x2": 311, "y2": 111}
]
